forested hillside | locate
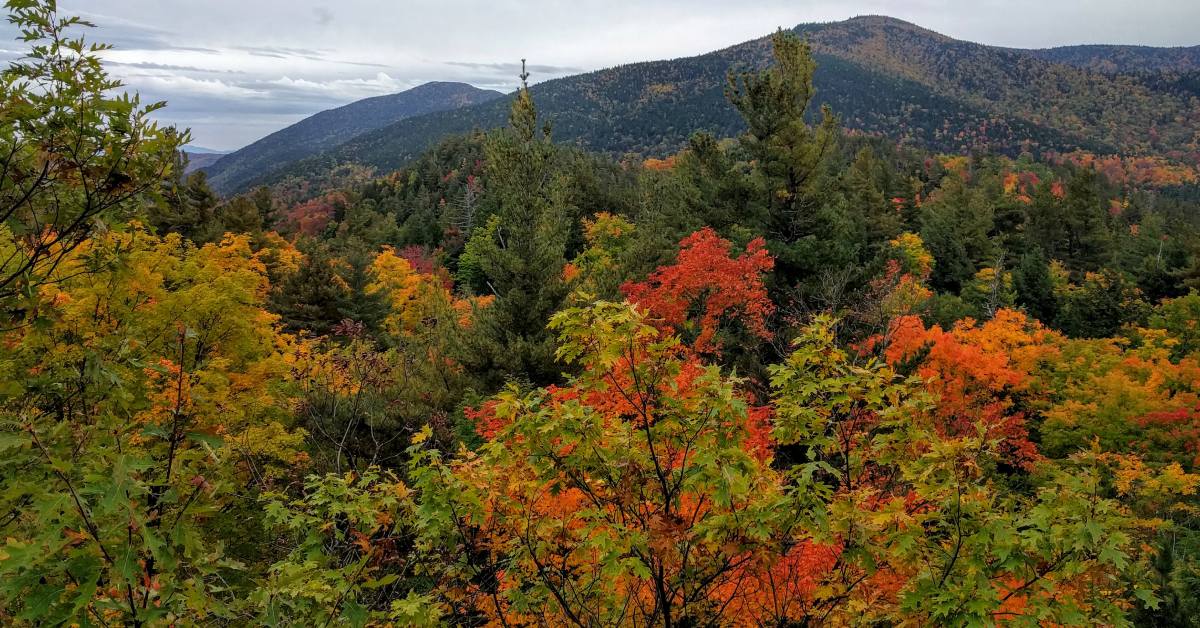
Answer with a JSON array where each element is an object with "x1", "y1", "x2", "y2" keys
[
  {"x1": 3, "y1": 2, "x2": 1200, "y2": 625},
  {"x1": 204, "y1": 81, "x2": 502, "y2": 193},
  {"x1": 241, "y1": 16, "x2": 1200, "y2": 195},
  {"x1": 1031, "y1": 43, "x2": 1200, "y2": 73}
]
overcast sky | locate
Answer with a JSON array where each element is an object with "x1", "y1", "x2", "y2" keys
[{"x1": 3, "y1": 1, "x2": 1196, "y2": 151}]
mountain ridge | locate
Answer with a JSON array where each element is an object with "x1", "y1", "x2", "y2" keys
[
  {"x1": 204, "y1": 81, "x2": 503, "y2": 193},
  {"x1": 223, "y1": 16, "x2": 1200, "y2": 194}
]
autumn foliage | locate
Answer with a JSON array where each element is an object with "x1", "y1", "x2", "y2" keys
[
  {"x1": 623, "y1": 228, "x2": 774, "y2": 354},
  {"x1": 5, "y1": 4, "x2": 1200, "y2": 625}
]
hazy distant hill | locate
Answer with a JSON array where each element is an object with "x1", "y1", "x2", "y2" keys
[
  {"x1": 182, "y1": 151, "x2": 225, "y2": 173},
  {"x1": 204, "y1": 81, "x2": 503, "y2": 193},
  {"x1": 233, "y1": 16, "x2": 1200, "y2": 193}
]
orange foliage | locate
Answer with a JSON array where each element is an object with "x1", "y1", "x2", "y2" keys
[
  {"x1": 715, "y1": 541, "x2": 843, "y2": 624},
  {"x1": 643, "y1": 155, "x2": 678, "y2": 171},
  {"x1": 1050, "y1": 151, "x2": 1199, "y2": 188},
  {"x1": 884, "y1": 310, "x2": 1056, "y2": 468},
  {"x1": 283, "y1": 191, "x2": 350, "y2": 236},
  {"x1": 622, "y1": 228, "x2": 775, "y2": 354}
]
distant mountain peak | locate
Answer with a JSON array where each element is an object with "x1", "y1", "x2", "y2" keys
[{"x1": 204, "y1": 81, "x2": 502, "y2": 194}]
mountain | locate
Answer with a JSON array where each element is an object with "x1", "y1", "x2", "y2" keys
[
  {"x1": 204, "y1": 81, "x2": 503, "y2": 193},
  {"x1": 801, "y1": 17, "x2": 1199, "y2": 156},
  {"x1": 182, "y1": 145, "x2": 228, "y2": 155},
  {"x1": 182, "y1": 150, "x2": 225, "y2": 173},
  {"x1": 239, "y1": 17, "x2": 1200, "y2": 193},
  {"x1": 1029, "y1": 44, "x2": 1200, "y2": 74}
]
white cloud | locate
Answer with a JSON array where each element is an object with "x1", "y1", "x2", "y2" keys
[
  {"x1": 262, "y1": 73, "x2": 417, "y2": 97},
  {"x1": 125, "y1": 73, "x2": 267, "y2": 99}
]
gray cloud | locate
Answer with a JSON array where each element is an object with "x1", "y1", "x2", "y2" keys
[
  {"x1": 445, "y1": 61, "x2": 584, "y2": 75},
  {"x1": 107, "y1": 61, "x2": 245, "y2": 74}
]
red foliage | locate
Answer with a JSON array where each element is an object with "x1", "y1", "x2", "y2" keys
[
  {"x1": 622, "y1": 228, "x2": 775, "y2": 354},
  {"x1": 283, "y1": 191, "x2": 349, "y2": 236},
  {"x1": 719, "y1": 540, "x2": 843, "y2": 622},
  {"x1": 396, "y1": 244, "x2": 452, "y2": 289},
  {"x1": 1135, "y1": 405, "x2": 1200, "y2": 468},
  {"x1": 466, "y1": 399, "x2": 505, "y2": 440}
]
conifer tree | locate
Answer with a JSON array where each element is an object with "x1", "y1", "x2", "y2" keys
[
  {"x1": 846, "y1": 146, "x2": 901, "y2": 258},
  {"x1": 726, "y1": 30, "x2": 846, "y2": 286},
  {"x1": 271, "y1": 241, "x2": 352, "y2": 337},
  {"x1": 463, "y1": 63, "x2": 573, "y2": 386}
]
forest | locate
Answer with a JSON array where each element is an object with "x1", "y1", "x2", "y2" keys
[{"x1": 3, "y1": 2, "x2": 1200, "y2": 625}]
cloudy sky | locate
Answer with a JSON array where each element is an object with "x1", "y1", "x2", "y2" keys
[{"x1": 3, "y1": 1, "x2": 1196, "y2": 151}]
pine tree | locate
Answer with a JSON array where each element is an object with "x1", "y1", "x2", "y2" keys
[
  {"x1": 845, "y1": 146, "x2": 901, "y2": 258},
  {"x1": 271, "y1": 242, "x2": 351, "y2": 337},
  {"x1": 465, "y1": 63, "x2": 573, "y2": 386},
  {"x1": 1012, "y1": 247, "x2": 1058, "y2": 323},
  {"x1": 726, "y1": 31, "x2": 836, "y2": 228},
  {"x1": 725, "y1": 30, "x2": 850, "y2": 289},
  {"x1": 919, "y1": 172, "x2": 996, "y2": 293}
]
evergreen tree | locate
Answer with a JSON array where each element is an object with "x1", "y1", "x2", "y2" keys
[
  {"x1": 152, "y1": 167, "x2": 220, "y2": 241},
  {"x1": 466, "y1": 65, "x2": 572, "y2": 386},
  {"x1": 336, "y1": 247, "x2": 391, "y2": 338},
  {"x1": 845, "y1": 146, "x2": 901, "y2": 259},
  {"x1": 920, "y1": 172, "x2": 996, "y2": 293},
  {"x1": 1012, "y1": 247, "x2": 1058, "y2": 323},
  {"x1": 1060, "y1": 167, "x2": 1114, "y2": 273},
  {"x1": 1027, "y1": 167, "x2": 1113, "y2": 276},
  {"x1": 725, "y1": 30, "x2": 848, "y2": 287},
  {"x1": 272, "y1": 241, "x2": 352, "y2": 337}
]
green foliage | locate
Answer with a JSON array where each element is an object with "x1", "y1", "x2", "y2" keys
[
  {"x1": 1055, "y1": 269, "x2": 1150, "y2": 338},
  {"x1": 0, "y1": 0, "x2": 181, "y2": 313},
  {"x1": 463, "y1": 81, "x2": 573, "y2": 386},
  {"x1": 1148, "y1": 291, "x2": 1200, "y2": 359},
  {"x1": 0, "y1": 228, "x2": 298, "y2": 624},
  {"x1": 1013, "y1": 248, "x2": 1059, "y2": 323},
  {"x1": 258, "y1": 468, "x2": 440, "y2": 625},
  {"x1": 919, "y1": 170, "x2": 997, "y2": 293}
]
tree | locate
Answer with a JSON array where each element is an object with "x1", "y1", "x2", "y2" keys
[
  {"x1": 152, "y1": 168, "x2": 220, "y2": 242},
  {"x1": 845, "y1": 146, "x2": 902, "y2": 257},
  {"x1": 883, "y1": 309, "x2": 1053, "y2": 469},
  {"x1": 1054, "y1": 269, "x2": 1149, "y2": 338},
  {"x1": 270, "y1": 241, "x2": 352, "y2": 337},
  {"x1": 463, "y1": 71, "x2": 572, "y2": 386},
  {"x1": 0, "y1": 227, "x2": 301, "y2": 624},
  {"x1": 919, "y1": 170, "x2": 996, "y2": 293},
  {"x1": 1026, "y1": 168, "x2": 1113, "y2": 275},
  {"x1": 1148, "y1": 291, "x2": 1200, "y2": 360},
  {"x1": 408, "y1": 301, "x2": 803, "y2": 625},
  {"x1": 367, "y1": 305, "x2": 1182, "y2": 625},
  {"x1": 1012, "y1": 247, "x2": 1058, "y2": 324},
  {"x1": 725, "y1": 30, "x2": 847, "y2": 288},
  {"x1": 0, "y1": 0, "x2": 180, "y2": 314},
  {"x1": 622, "y1": 227, "x2": 775, "y2": 356}
]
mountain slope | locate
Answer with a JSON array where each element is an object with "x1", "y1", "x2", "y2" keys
[
  {"x1": 182, "y1": 151, "x2": 225, "y2": 173},
  {"x1": 244, "y1": 17, "x2": 1200, "y2": 193},
  {"x1": 205, "y1": 81, "x2": 502, "y2": 193},
  {"x1": 804, "y1": 17, "x2": 1199, "y2": 157},
  {"x1": 1029, "y1": 44, "x2": 1200, "y2": 74}
]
